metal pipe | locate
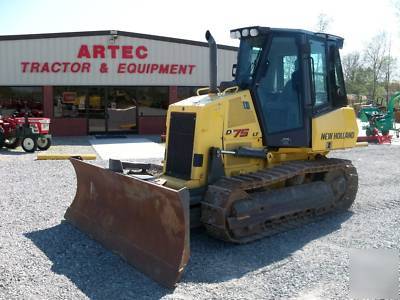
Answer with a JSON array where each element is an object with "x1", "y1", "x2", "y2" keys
[{"x1": 205, "y1": 30, "x2": 218, "y2": 94}]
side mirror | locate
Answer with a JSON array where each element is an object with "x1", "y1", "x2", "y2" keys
[{"x1": 231, "y1": 64, "x2": 237, "y2": 77}]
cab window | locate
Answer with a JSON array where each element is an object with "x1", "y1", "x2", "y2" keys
[
  {"x1": 256, "y1": 36, "x2": 303, "y2": 134},
  {"x1": 310, "y1": 39, "x2": 328, "y2": 107}
]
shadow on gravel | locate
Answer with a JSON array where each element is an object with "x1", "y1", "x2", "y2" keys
[
  {"x1": 25, "y1": 222, "x2": 170, "y2": 300},
  {"x1": 183, "y1": 211, "x2": 353, "y2": 284},
  {"x1": 0, "y1": 149, "x2": 31, "y2": 156},
  {"x1": 51, "y1": 135, "x2": 163, "y2": 147},
  {"x1": 51, "y1": 137, "x2": 92, "y2": 147},
  {"x1": 25, "y1": 211, "x2": 352, "y2": 298}
]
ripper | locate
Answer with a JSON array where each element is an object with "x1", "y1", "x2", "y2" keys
[{"x1": 21, "y1": 61, "x2": 91, "y2": 73}]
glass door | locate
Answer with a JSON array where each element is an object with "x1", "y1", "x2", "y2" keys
[
  {"x1": 87, "y1": 87, "x2": 107, "y2": 133},
  {"x1": 255, "y1": 35, "x2": 311, "y2": 147},
  {"x1": 107, "y1": 88, "x2": 138, "y2": 132}
]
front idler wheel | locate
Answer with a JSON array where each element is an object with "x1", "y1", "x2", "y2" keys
[
  {"x1": 37, "y1": 137, "x2": 51, "y2": 150},
  {"x1": 21, "y1": 137, "x2": 38, "y2": 153}
]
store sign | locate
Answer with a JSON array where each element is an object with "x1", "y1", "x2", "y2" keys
[
  {"x1": 20, "y1": 44, "x2": 197, "y2": 75},
  {"x1": 0, "y1": 34, "x2": 236, "y2": 86},
  {"x1": 62, "y1": 91, "x2": 77, "y2": 104}
]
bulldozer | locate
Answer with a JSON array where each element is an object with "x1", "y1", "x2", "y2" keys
[{"x1": 65, "y1": 27, "x2": 360, "y2": 287}]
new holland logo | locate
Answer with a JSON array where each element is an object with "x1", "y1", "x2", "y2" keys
[{"x1": 320, "y1": 132, "x2": 355, "y2": 140}]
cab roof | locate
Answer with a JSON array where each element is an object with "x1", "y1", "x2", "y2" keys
[{"x1": 230, "y1": 26, "x2": 344, "y2": 48}]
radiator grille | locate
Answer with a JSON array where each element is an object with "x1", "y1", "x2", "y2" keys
[{"x1": 166, "y1": 112, "x2": 196, "y2": 179}]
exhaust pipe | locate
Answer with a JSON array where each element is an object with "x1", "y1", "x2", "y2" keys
[{"x1": 205, "y1": 30, "x2": 218, "y2": 94}]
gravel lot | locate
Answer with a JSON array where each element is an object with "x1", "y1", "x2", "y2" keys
[{"x1": 0, "y1": 138, "x2": 399, "y2": 299}]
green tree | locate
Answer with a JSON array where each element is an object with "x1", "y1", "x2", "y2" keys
[
  {"x1": 342, "y1": 52, "x2": 361, "y2": 83},
  {"x1": 363, "y1": 32, "x2": 388, "y2": 99},
  {"x1": 342, "y1": 52, "x2": 371, "y2": 97}
]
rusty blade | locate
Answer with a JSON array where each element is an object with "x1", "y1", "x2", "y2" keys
[{"x1": 65, "y1": 158, "x2": 190, "y2": 287}]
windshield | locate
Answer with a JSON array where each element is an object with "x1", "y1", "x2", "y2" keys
[{"x1": 236, "y1": 36, "x2": 267, "y2": 87}]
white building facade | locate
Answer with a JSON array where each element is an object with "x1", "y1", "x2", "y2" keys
[{"x1": 0, "y1": 30, "x2": 237, "y2": 135}]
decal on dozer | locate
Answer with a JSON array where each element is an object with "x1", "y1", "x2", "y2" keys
[{"x1": 320, "y1": 132, "x2": 355, "y2": 140}]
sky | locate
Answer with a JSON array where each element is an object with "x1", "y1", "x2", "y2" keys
[{"x1": 0, "y1": 0, "x2": 399, "y2": 56}]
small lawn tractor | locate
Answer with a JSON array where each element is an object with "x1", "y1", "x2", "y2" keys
[
  {"x1": 357, "y1": 92, "x2": 400, "y2": 144},
  {"x1": 0, "y1": 113, "x2": 52, "y2": 153}
]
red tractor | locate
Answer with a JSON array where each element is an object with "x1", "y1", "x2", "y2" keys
[{"x1": 0, "y1": 113, "x2": 52, "y2": 153}]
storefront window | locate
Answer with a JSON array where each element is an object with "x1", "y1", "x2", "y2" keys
[
  {"x1": 135, "y1": 87, "x2": 169, "y2": 116},
  {"x1": 108, "y1": 86, "x2": 168, "y2": 132},
  {"x1": 53, "y1": 86, "x2": 88, "y2": 118},
  {"x1": 54, "y1": 86, "x2": 169, "y2": 133},
  {"x1": 0, "y1": 86, "x2": 43, "y2": 117}
]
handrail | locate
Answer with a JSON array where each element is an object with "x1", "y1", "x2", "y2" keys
[{"x1": 196, "y1": 87, "x2": 221, "y2": 96}]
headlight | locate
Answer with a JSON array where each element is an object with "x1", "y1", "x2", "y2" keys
[
  {"x1": 250, "y1": 28, "x2": 259, "y2": 37},
  {"x1": 242, "y1": 29, "x2": 249, "y2": 37}
]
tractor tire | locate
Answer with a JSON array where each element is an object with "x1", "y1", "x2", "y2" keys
[
  {"x1": 37, "y1": 137, "x2": 51, "y2": 151},
  {"x1": 21, "y1": 137, "x2": 37, "y2": 153},
  {"x1": 0, "y1": 130, "x2": 4, "y2": 149},
  {"x1": 4, "y1": 137, "x2": 20, "y2": 149}
]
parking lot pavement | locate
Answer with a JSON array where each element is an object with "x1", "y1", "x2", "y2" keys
[
  {"x1": 0, "y1": 140, "x2": 399, "y2": 299},
  {"x1": 0, "y1": 135, "x2": 165, "y2": 162},
  {"x1": 89, "y1": 137, "x2": 165, "y2": 160}
]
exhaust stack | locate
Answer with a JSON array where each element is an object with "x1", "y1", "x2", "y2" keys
[{"x1": 205, "y1": 30, "x2": 218, "y2": 94}]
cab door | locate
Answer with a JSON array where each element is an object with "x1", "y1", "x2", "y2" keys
[
  {"x1": 309, "y1": 37, "x2": 330, "y2": 115},
  {"x1": 253, "y1": 33, "x2": 313, "y2": 147}
]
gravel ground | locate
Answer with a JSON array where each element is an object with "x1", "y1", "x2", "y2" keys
[{"x1": 0, "y1": 139, "x2": 399, "y2": 299}]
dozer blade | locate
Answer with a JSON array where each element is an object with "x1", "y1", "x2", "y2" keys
[{"x1": 65, "y1": 158, "x2": 190, "y2": 287}]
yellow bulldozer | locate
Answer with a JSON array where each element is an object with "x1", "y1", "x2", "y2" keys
[{"x1": 65, "y1": 27, "x2": 360, "y2": 287}]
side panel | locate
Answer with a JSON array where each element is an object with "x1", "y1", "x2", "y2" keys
[
  {"x1": 312, "y1": 107, "x2": 358, "y2": 151},
  {"x1": 222, "y1": 91, "x2": 264, "y2": 176},
  {"x1": 163, "y1": 90, "x2": 264, "y2": 189}
]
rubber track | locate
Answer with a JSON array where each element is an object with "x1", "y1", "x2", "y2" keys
[{"x1": 201, "y1": 158, "x2": 358, "y2": 243}]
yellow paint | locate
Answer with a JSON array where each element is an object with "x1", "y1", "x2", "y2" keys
[
  {"x1": 162, "y1": 90, "x2": 358, "y2": 190},
  {"x1": 163, "y1": 90, "x2": 264, "y2": 189},
  {"x1": 355, "y1": 142, "x2": 368, "y2": 147},
  {"x1": 119, "y1": 123, "x2": 136, "y2": 129},
  {"x1": 37, "y1": 153, "x2": 97, "y2": 160},
  {"x1": 312, "y1": 107, "x2": 358, "y2": 151}
]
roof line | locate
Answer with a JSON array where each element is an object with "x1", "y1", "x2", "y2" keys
[{"x1": 0, "y1": 30, "x2": 238, "y2": 51}]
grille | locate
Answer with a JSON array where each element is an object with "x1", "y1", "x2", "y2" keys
[{"x1": 166, "y1": 112, "x2": 196, "y2": 179}]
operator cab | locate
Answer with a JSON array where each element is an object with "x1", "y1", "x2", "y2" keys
[{"x1": 231, "y1": 26, "x2": 347, "y2": 148}]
